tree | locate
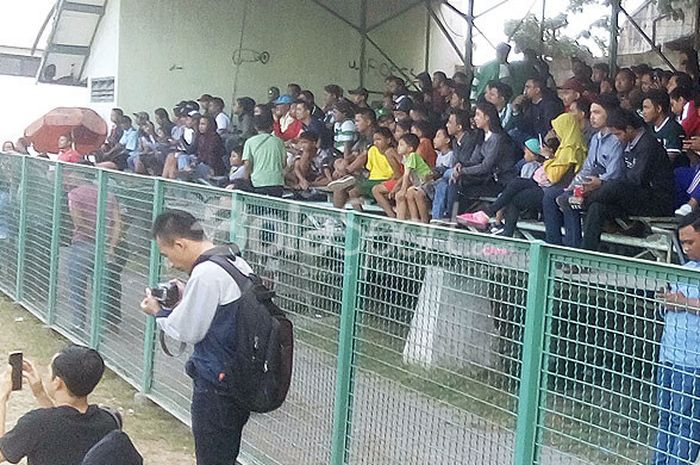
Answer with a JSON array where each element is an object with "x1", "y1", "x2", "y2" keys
[{"x1": 504, "y1": 13, "x2": 603, "y2": 59}]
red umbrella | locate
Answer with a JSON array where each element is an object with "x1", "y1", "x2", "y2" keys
[{"x1": 24, "y1": 107, "x2": 108, "y2": 154}]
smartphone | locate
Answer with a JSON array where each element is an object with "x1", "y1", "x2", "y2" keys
[{"x1": 8, "y1": 352, "x2": 22, "y2": 391}]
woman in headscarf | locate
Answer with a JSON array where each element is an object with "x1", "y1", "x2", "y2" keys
[
  {"x1": 458, "y1": 112, "x2": 587, "y2": 236},
  {"x1": 193, "y1": 115, "x2": 227, "y2": 177}
]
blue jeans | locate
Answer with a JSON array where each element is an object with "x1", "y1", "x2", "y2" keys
[
  {"x1": 542, "y1": 186, "x2": 582, "y2": 247},
  {"x1": 431, "y1": 169, "x2": 453, "y2": 220},
  {"x1": 67, "y1": 241, "x2": 93, "y2": 329},
  {"x1": 654, "y1": 364, "x2": 700, "y2": 465},
  {"x1": 191, "y1": 376, "x2": 250, "y2": 465}
]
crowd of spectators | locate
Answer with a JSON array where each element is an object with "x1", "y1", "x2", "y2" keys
[{"x1": 7, "y1": 44, "x2": 700, "y2": 255}]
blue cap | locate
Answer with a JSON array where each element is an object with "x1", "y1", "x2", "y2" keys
[
  {"x1": 274, "y1": 95, "x2": 294, "y2": 105},
  {"x1": 524, "y1": 138, "x2": 542, "y2": 156}
]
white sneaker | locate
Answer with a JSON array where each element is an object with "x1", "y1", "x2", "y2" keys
[{"x1": 675, "y1": 203, "x2": 693, "y2": 216}]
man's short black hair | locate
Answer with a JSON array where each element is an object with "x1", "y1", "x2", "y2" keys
[
  {"x1": 679, "y1": 209, "x2": 700, "y2": 231},
  {"x1": 324, "y1": 84, "x2": 343, "y2": 99},
  {"x1": 287, "y1": 83, "x2": 301, "y2": 93},
  {"x1": 253, "y1": 111, "x2": 274, "y2": 132},
  {"x1": 211, "y1": 97, "x2": 224, "y2": 108},
  {"x1": 592, "y1": 92, "x2": 621, "y2": 112},
  {"x1": 356, "y1": 107, "x2": 377, "y2": 125},
  {"x1": 296, "y1": 99, "x2": 313, "y2": 112},
  {"x1": 51, "y1": 346, "x2": 105, "y2": 397},
  {"x1": 400, "y1": 133, "x2": 420, "y2": 151},
  {"x1": 112, "y1": 108, "x2": 124, "y2": 116},
  {"x1": 411, "y1": 119, "x2": 434, "y2": 139},
  {"x1": 121, "y1": 116, "x2": 132, "y2": 126},
  {"x1": 527, "y1": 76, "x2": 546, "y2": 91},
  {"x1": 616, "y1": 67, "x2": 636, "y2": 82},
  {"x1": 299, "y1": 90, "x2": 315, "y2": 103},
  {"x1": 299, "y1": 131, "x2": 319, "y2": 143},
  {"x1": 333, "y1": 99, "x2": 355, "y2": 118},
  {"x1": 433, "y1": 71, "x2": 447, "y2": 81},
  {"x1": 396, "y1": 120, "x2": 413, "y2": 133},
  {"x1": 154, "y1": 108, "x2": 169, "y2": 119},
  {"x1": 670, "y1": 86, "x2": 693, "y2": 102},
  {"x1": 672, "y1": 72, "x2": 694, "y2": 90},
  {"x1": 448, "y1": 108, "x2": 470, "y2": 131},
  {"x1": 152, "y1": 210, "x2": 206, "y2": 245},
  {"x1": 607, "y1": 108, "x2": 645, "y2": 130},
  {"x1": 486, "y1": 80, "x2": 513, "y2": 102},
  {"x1": 593, "y1": 62, "x2": 610, "y2": 74},
  {"x1": 644, "y1": 89, "x2": 671, "y2": 115},
  {"x1": 572, "y1": 97, "x2": 592, "y2": 118}
]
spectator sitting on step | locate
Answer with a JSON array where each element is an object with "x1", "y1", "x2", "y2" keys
[
  {"x1": 642, "y1": 89, "x2": 687, "y2": 169},
  {"x1": 335, "y1": 127, "x2": 399, "y2": 212},
  {"x1": 161, "y1": 112, "x2": 200, "y2": 180},
  {"x1": 0, "y1": 346, "x2": 124, "y2": 465},
  {"x1": 484, "y1": 80, "x2": 514, "y2": 131},
  {"x1": 272, "y1": 95, "x2": 302, "y2": 143},
  {"x1": 98, "y1": 116, "x2": 137, "y2": 170},
  {"x1": 671, "y1": 86, "x2": 700, "y2": 140},
  {"x1": 510, "y1": 76, "x2": 564, "y2": 146},
  {"x1": 431, "y1": 109, "x2": 482, "y2": 222},
  {"x1": 225, "y1": 144, "x2": 248, "y2": 188},
  {"x1": 415, "y1": 128, "x2": 455, "y2": 223},
  {"x1": 411, "y1": 120, "x2": 437, "y2": 167},
  {"x1": 288, "y1": 131, "x2": 335, "y2": 191},
  {"x1": 568, "y1": 97, "x2": 595, "y2": 146},
  {"x1": 654, "y1": 210, "x2": 700, "y2": 465},
  {"x1": 332, "y1": 99, "x2": 357, "y2": 161},
  {"x1": 57, "y1": 135, "x2": 83, "y2": 164},
  {"x1": 298, "y1": 90, "x2": 325, "y2": 121},
  {"x1": 103, "y1": 108, "x2": 124, "y2": 151},
  {"x1": 209, "y1": 97, "x2": 230, "y2": 137},
  {"x1": 295, "y1": 100, "x2": 332, "y2": 150},
  {"x1": 349, "y1": 87, "x2": 370, "y2": 109},
  {"x1": 322, "y1": 84, "x2": 344, "y2": 128},
  {"x1": 394, "y1": 133, "x2": 435, "y2": 222},
  {"x1": 242, "y1": 111, "x2": 286, "y2": 197}
]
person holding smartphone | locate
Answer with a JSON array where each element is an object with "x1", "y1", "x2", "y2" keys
[
  {"x1": 0, "y1": 346, "x2": 120, "y2": 465},
  {"x1": 654, "y1": 210, "x2": 700, "y2": 465}
]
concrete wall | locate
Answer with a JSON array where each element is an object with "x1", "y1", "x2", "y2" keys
[
  {"x1": 83, "y1": 0, "x2": 121, "y2": 124},
  {"x1": 79, "y1": 0, "x2": 440, "y2": 115}
]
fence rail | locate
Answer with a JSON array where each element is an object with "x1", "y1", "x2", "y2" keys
[{"x1": 0, "y1": 152, "x2": 698, "y2": 465}]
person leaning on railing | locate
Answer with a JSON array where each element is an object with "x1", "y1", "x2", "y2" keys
[{"x1": 655, "y1": 210, "x2": 700, "y2": 465}]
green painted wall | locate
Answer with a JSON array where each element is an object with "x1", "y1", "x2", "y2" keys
[{"x1": 115, "y1": 0, "x2": 429, "y2": 114}]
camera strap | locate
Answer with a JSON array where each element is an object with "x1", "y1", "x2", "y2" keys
[{"x1": 159, "y1": 330, "x2": 187, "y2": 358}]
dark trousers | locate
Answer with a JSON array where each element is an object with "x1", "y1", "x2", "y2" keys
[
  {"x1": 249, "y1": 185, "x2": 284, "y2": 198},
  {"x1": 581, "y1": 181, "x2": 672, "y2": 250},
  {"x1": 485, "y1": 178, "x2": 543, "y2": 237},
  {"x1": 191, "y1": 377, "x2": 251, "y2": 465},
  {"x1": 447, "y1": 175, "x2": 502, "y2": 220},
  {"x1": 542, "y1": 185, "x2": 568, "y2": 245}
]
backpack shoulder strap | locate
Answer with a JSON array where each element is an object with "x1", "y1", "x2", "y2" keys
[
  {"x1": 206, "y1": 255, "x2": 253, "y2": 290},
  {"x1": 100, "y1": 406, "x2": 123, "y2": 430},
  {"x1": 206, "y1": 255, "x2": 275, "y2": 302}
]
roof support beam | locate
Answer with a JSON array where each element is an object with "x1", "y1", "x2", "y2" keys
[
  {"x1": 609, "y1": 0, "x2": 620, "y2": 72},
  {"x1": 366, "y1": 0, "x2": 424, "y2": 33},
  {"x1": 63, "y1": 1, "x2": 105, "y2": 15},
  {"x1": 425, "y1": 1, "x2": 466, "y2": 65},
  {"x1": 359, "y1": 0, "x2": 368, "y2": 87},
  {"x1": 618, "y1": 4, "x2": 676, "y2": 72},
  {"x1": 308, "y1": 0, "x2": 361, "y2": 32}
]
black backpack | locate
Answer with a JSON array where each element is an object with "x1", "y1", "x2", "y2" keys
[
  {"x1": 81, "y1": 409, "x2": 143, "y2": 465},
  {"x1": 204, "y1": 254, "x2": 294, "y2": 413}
]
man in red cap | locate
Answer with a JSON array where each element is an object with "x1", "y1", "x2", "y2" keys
[{"x1": 558, "y1": 79, "x2": 586, "y2": 112}]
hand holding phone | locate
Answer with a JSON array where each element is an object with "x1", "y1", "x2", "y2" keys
[{"x1": 9, "y1": 352, "x2": 22, "y2": 391}]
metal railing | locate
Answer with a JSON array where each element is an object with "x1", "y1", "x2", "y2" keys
[{"x1": 0, "y1": 152, "x2": 698, "y2": 465}]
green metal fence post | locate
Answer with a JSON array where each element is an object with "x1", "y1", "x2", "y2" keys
[
  {"x1": 46, "y1": 163, "x2": 64, "y2": 325},
  {"x1": 141, "y1": 179, "x2": 164, "y2": 394},
  {"x1": 14, "y1": 156, "x2": 29, "y2": 301},
  {"x1": 330, "y1": 212, "x2": 361, "y2": 465},
  {"x1": 513, "y1": 241, "x2": 551, "y2": 465},
  {"x1": 89, "y1": 169, "x2": 108, "y2": 349},
  {"x1": 229, "y1": 191, "x2": 241, "y2": 246}
]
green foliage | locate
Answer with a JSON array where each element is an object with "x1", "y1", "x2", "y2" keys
[{"x1": 504, "y1": 13, "x2": 593, "y2": 59}]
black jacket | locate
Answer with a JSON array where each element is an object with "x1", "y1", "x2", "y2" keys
[{"x1": 622, "y1": 129, "x2": 674, "y2": 210}]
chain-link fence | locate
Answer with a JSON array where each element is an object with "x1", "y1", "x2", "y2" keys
[{"x1": 1, "y1": 152, "x2": 699, "y2": 465}]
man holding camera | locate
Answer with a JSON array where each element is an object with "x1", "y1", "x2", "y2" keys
[
  {"x1": 140, "y1": 210, "x2": 254, "y2": 465},
  {"x1": 0, "y1": 346, "x2": 119, "y2": 465}
]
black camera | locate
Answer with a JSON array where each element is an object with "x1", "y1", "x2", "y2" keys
[{"x1": 150, "y1": 282, "x2": 180, "y2": 308}]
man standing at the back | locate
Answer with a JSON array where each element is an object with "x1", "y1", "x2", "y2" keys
[{"x1": 242, "y1": 111, "x2": 286, "y2": 197}]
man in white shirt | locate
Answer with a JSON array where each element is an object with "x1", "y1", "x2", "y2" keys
[{"x1": 209, "y1": 97, "x2": 230, "y2": 136}]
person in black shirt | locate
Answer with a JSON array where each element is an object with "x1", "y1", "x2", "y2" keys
[
  {"x1": 0, "y1": 346, "x2": 120, "y2": 465},
  {"x1": 580, "y1": 109, "x2": 674, "y2": 251}
]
